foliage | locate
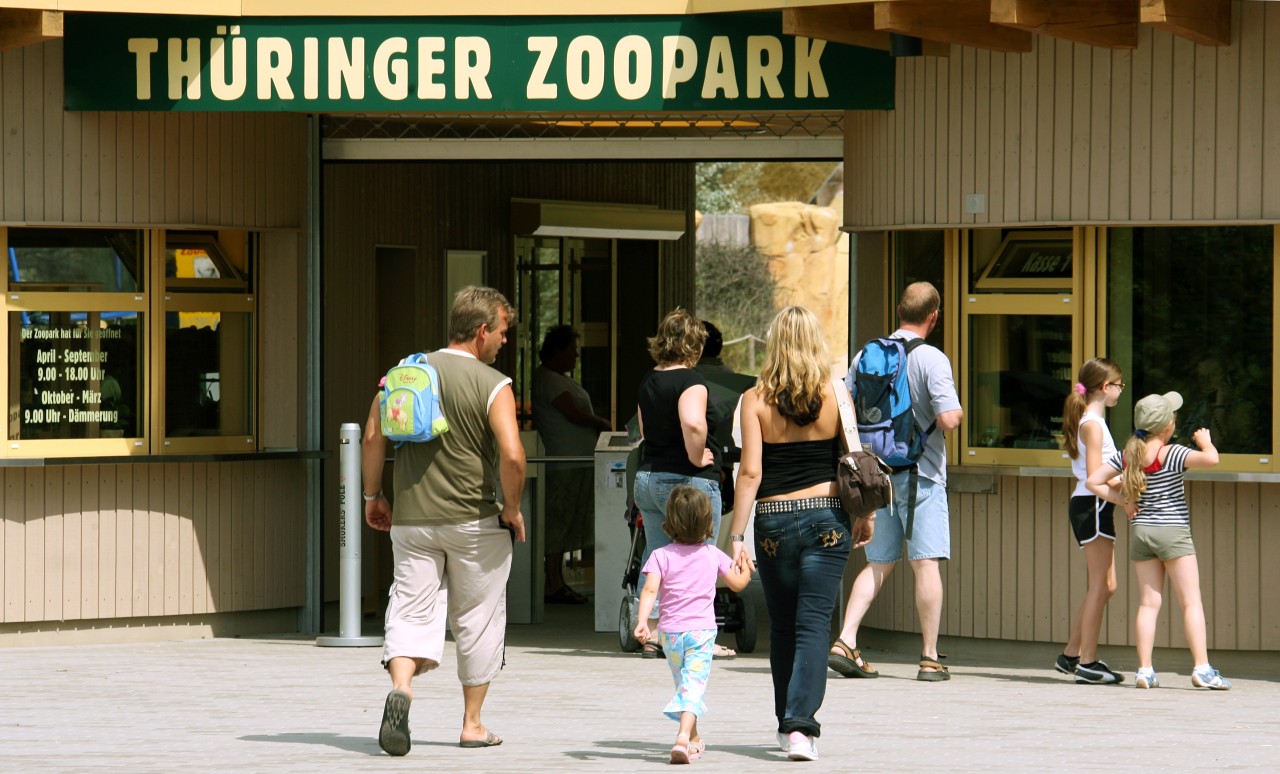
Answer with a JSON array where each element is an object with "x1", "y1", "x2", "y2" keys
[
  {"x1": 696, "y1": 241, "x2": 775, "y2": 375},
  {"x1": 696, "y1": 161, "x2": 841, "y2": 214}
]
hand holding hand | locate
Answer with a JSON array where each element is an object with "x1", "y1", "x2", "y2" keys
[{"x1": 732, "y1": 541, "x2": 755, "y2": 574}]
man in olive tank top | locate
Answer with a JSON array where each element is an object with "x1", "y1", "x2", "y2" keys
[{"x1": 361, "y1": 286, "x2": 526, "y2": 755}]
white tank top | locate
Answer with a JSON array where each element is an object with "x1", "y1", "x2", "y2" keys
[{"x1": 1072, "y1": 412, "x2": 1117, "y2": 498}]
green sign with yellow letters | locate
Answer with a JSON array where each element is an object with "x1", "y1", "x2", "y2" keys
[{"x1": 63, "y1": 12, "x2": 894, "y2": 112}]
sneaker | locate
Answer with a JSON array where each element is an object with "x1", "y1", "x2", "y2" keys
[
  {"x1": 1055, "y1": 653, "x2": 1080, "y2": 675},
  {"x1": 1135, "y1": 669, "x2": 1159, "y2": 689},
  {"x1": 787, "y1": 732, "x2": 818, "y2": 762},
  {"x1": 1075, "y1": 660, "x2": 1124, "y2": 684},
  {"x1": 378, "y1": 689, "x2": 412, "y2": 756},
  {"x1": 1192, "y1": 666, "x2": 1232, "y2": 690},
  {"x1": 776, "y1": 732, "x2": 790, "y2": 752}
]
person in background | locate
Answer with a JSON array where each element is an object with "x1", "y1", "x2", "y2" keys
[
  {"x1": 1055, "y1": 358, "x2": 1126, "y2": 684},
  {"x1": 695, "y1": 320, "x2": 757, "y2": 513},
  {"x1": 1087, "y1": 392, "x2": 1231, "y2": 691},
  {"x1": 532, "y1": 325, "x2": 611, "y2": 605},
  {"x1": 362, "y1": 286, "x2": 526, "y2": 755},
  {"x1": 634, "y1": 485, "x2": 752, "y2": 764}
]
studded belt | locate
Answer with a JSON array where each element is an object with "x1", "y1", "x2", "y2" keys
[{"x1": 754, "y1": 496, "x2": 843, "y2": 515}]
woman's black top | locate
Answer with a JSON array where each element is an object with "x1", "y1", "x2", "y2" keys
[
  {"x1": 756, "y1": 436, "x2": 841, "y2": 499},
  {"x1": 636, "y1": 368, "x2": 718, "y2": 480}
]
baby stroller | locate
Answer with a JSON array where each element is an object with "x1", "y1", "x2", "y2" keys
[{"x1": 617, "y1": 500, "x2": 758, "y2": 654}]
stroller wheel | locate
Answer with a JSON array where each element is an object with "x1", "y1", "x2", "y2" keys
[
  {"x1": 619, "y1": 595, "x2": 642, "y2": 653},
  {"x1": 734, "y1": 594, "x2": 758, "y2": 654}
]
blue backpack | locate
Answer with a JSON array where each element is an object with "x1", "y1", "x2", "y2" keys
[
  {"x1": 379, "y1": 353, "x2": 449, "y2": 444},
  {"x1": 849, "y1": 337, "x2": 934, "y2": 469}
]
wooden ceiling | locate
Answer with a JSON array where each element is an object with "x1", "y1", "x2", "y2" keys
[{"x1": 782, "y1": 0, "x2": 1232, "y2": 55}]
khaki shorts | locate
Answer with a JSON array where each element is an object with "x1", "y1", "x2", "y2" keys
[{"x1": 1129, "y1": 524, "x2": 1196, "y2": 562}]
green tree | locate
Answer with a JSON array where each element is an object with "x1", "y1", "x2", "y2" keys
[{"x1": 696, "y1": 241, "x2": 775, "y2": 375}]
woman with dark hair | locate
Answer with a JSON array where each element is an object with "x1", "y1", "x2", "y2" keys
[
  {"x1": 532, "y1": 324, "x2": 611, "y2": 604},
  {"x1": 726, "y1": 305, "x2": 873, "y2": 762},
  {"x1": 633, "y1": 308, "x2": 721, "y2": 657}
]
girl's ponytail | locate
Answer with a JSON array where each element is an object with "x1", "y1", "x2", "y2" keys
[{"x1": 1121, "y1": 433, "x2": 1149, "y2": 504}]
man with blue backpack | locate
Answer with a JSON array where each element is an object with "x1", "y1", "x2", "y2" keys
[
  {"x1": 827, "y1": 281, "x2": 963, "y2": 682},
  {"x1": 361, "y1": 286, "x2": 525, "y2": 755}
]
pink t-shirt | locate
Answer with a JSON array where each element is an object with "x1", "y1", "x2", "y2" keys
[{"x1": 642, "y1": 543, "x2": 735, "y2": 633}]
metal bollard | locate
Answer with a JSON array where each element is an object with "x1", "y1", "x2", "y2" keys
[{"x1": 317, "y1": 423, "x2": 383, "y2": 647}]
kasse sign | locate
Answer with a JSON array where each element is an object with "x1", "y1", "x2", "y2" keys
[{"x1": 63, "y1": 13, "x2": 894, "y2": 112}]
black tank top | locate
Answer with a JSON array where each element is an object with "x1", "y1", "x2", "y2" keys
[
  {"x1": 636, "y1": 368, "x2": 718, "y2": 479},
  {"x1": 756, "y1": 436, "x2": 840, "y2": 499}
]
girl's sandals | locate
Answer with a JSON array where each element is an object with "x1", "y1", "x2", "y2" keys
[
  {"x1": 917, "y1": 656, "x2": 951, "y2": 682},
  {"x1": 670, "y1": 733, "x2": 692, "y2": 764},
  {"x1": 828, "y1": 638, "x2": 878, "y2": 678}
]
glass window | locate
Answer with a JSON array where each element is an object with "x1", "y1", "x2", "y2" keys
[
  {"x1": 1107, "y1": 227, "x2": 1273, "y2": 456},
  {"x1": 10, "y1": 311, "x2": 142, "y2": 439},
  {"x1": 165, "y1": 311, "x2": 253, "y2": 437},
  {"x1": 970, "y1": 228, "x2": 1073, "y2": 294},
  {"x1": 8, "y1": 229, "x2": 142, "y2": 292},
  {"x1": 893, "y1": 230, "x2": 946, "y2": 345},
  {"x1": 968, "y1": 314, "x2": 1072, "y2": 450}
]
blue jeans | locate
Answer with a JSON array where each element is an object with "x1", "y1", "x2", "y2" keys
[
  {"x1": 633, "y1": 471, "x2": 722, "y2": 618},
  {"x1": 754, "y1": 505, "x2": 851, "y2": 737}
]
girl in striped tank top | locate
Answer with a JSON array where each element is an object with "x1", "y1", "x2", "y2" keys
[{"x1": 1087, "y1": 391, "x2": 1231, "y2": 690}]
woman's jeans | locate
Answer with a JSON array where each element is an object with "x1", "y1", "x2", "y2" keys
[
  {"x1": 754, "y1": 505, "x2": 851, "y2": 737},
  {"x1": 632, "y1": 471, "x2": 722, "y2": 619}
]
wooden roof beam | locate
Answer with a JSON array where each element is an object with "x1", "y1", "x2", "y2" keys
[
  {"x1": 782, "y1": 5, "x2": 951, "y2": 57},
  {"x1": 0, "y1": 9, "x2": 62, "y2": 53},
  {"x1": 991, "y1": 0, "x2": 1139, "y2": 49},
  {"x1": 1141, "y1": 0, "x2": 1231, "y2": 46},
  {"x1": 874, "y1": 0, "x2": 1033, "y2": 53}
]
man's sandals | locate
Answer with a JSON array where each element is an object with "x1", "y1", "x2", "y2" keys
[
  {"x1": 917, "y1": 656, "x2": 951, "y2": 682},
  {"x1": 827, "y1": 638, "x2": 878, "y2": 678}
]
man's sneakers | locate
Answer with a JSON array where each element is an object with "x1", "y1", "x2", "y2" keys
[
  {"x1": 378, "y1": 690, "x2": 412, "y2": 756},
  {"x1": 786, "y1": 731, "x2": 819, "y2": 762},
  {"x1": 1135, "y1": 668, "x2": 1160, "y2": 689},
  {"x1": 1075, "y1": 660, "x2": 1124, "y2": 685},
  {"x1": 1054, "y1": 652, "x2": 1079, "y2": 675},
  {"x1": 1192, "y1": 665, "x2": 1232, "y2": 690}
]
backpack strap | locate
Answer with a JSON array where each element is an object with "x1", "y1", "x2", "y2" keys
[{"x1": 888, "y1": 337, "x2": 930, "y2": 540}]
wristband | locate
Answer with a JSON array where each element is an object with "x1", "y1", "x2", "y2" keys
[
  {"x1": 730, "y1": 534, "x2": 746, "y2": 542},
  {"x1": 362, "y1": 490, "x2": 382, "y2": 502}
]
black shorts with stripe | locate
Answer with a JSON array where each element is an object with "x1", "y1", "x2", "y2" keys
[{"x1": 1068, "y1": 495, "x2": 1116, "y2": 545}]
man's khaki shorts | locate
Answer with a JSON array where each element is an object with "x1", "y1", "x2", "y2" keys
[{"x1": 1129, "y1": 524, "x2": 1196, "y2": 562}]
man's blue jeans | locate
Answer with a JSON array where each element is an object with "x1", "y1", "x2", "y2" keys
[{"x1": 754, "y1": 504, "x2": 851, "y2": 737}]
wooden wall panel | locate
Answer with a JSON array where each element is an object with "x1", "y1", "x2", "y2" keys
[
  {"x1": 846, "y1": 1, "x2": 1280, "y2": 230},
  {"x1": 0, "y1": 461, "x2": 307, "y2": 624},
  {"x1": 0, "y1": 41, "x2": 305, "y2": 229},
  {"x1": 851, "y1": 476, "x2": 1280, "y2": 653}
]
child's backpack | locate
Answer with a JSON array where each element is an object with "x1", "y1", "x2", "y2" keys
[
  {"x1": 379, "y1": 353, "x2": 449, "y2": 444},
  {"x1": 850, "y1": 337, "x2": 934, "y2": 469}
]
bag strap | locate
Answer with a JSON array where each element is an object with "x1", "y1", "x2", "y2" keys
[{"x1": 831, "y1": 376, "x2": 861, "y2": 454}]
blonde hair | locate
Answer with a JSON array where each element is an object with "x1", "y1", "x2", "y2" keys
[
  {"x1": 663, "y1": 485, "x2": 715, "y2": 544},
  {"x1": 1062, "y1": 358, "x2": 1122, "y2": 460},
  {"x1": 647, "y1": 308, "x2": 706, "y2": 367},
  {"x1": 449, "y1": 286, "x2": 514, "y2": 343},
  {"x1": 1119, "y1": 418, "x2": 1173, "y2": 504},
  {"x1": 756, "y1": 306, "x2": 831, "y2": 426}
]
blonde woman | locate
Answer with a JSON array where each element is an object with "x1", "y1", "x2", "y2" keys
[
  {"x1": 727, "y1": 306, "x2": 874, "y2": 762},
  {"x1": 634, "y1": 308, "x2": 721, "y2": 658}
]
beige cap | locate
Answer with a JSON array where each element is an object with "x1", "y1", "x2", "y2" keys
[{"x1": 1133, "y1": 392, "x2": 1183, "y2": 434}]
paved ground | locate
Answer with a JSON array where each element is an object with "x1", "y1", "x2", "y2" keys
[{"x1": 2, "y1": 600, "x2": 1278, "y2": 772}]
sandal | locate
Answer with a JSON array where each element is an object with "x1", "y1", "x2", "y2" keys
[
  {"x1": 688, "y1": 738, "x2": 706, "y2": 761},
  {"x1": 828, "y1": 638, "x2": 878, "y2": 678},
  {"x1": 670, "y1": 733, "x2": 691, "y2": 764},
  {"x1": 641, "y1": 640, "x2": 663, "y2": 659},
  {"x1": 712, "y1": 644, "x2": 737, "y2": 659},
  {"x1": 917, "y1": 656, "x2": 951, "y2": 682}
]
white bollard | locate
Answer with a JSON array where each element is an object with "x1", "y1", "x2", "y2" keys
[{"x1": 317, "y1": 423, "x2": 383, "y2": 647}]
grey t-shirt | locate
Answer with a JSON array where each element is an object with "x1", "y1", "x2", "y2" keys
[{"x1": 845, "y1": 329, "x2": 961, "y2": 486}]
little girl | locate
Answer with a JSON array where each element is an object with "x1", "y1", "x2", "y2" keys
[
  {"x1": 1087, "y1": 392, "x2": 1231, "y2": 690},
  {"x1": 634, "y1": 485, "x2": 752, "y2": 764}
]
